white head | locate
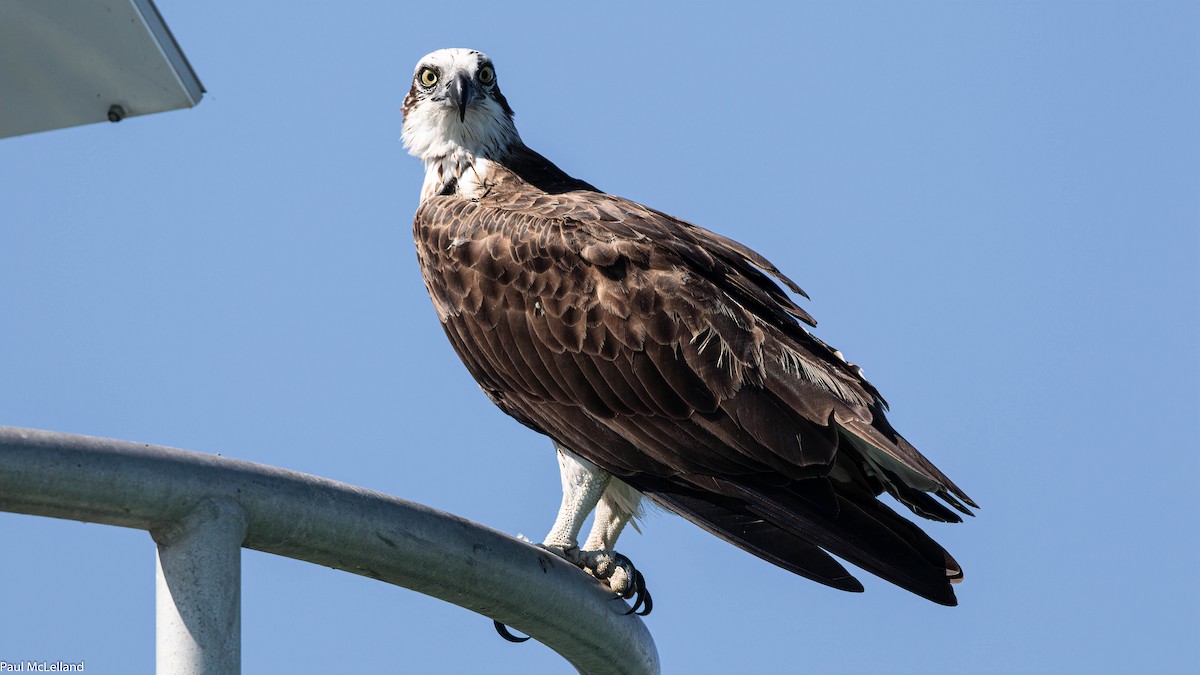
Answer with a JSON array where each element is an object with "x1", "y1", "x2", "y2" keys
[{"x1": 401, "y1": 48, "x2": 520, "y2": 165}]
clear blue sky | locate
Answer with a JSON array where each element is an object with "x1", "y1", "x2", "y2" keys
[{"x1": 2, "y1": 2, "x2": 1197, "y2": 673}]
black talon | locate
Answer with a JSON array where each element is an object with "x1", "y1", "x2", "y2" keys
[
  {"x1": 623, "y1": 571, "x2": 651, "y2": 616},
  {"x1": 636, "y1": 586, "x2": 653, "y2": 616},
  {"x1": 493, "y1": 619, "x2": 531, "y2": 643},
  {"x1": 634, "y1": 571, "x2": 653, "y2": 616},
  {"x1": 628, "y1": 583, "x2": 648, "y2": 614}
]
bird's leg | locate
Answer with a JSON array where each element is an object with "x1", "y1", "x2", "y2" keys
[
  {"x1": 494, "y1": 444, "x2": 612, "y2": 645},
  {"x1": 541, "y1": 443, "x2": 651, "y2": 615},
  {"x1": 581, "y1": 490, "x2": 632, "y2": 552},
  {"x1": 542, "y1": 443, "x2": 610, "y2": 551},
  {"x1": 578, "y1": 481, "x2": 651, "y2": 615}
]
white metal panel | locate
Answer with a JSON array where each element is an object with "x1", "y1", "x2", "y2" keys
[{"x1": 0, "y1": 0, "x2": 203, "y2": 138}]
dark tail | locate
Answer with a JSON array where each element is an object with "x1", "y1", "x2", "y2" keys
[{"x1": 640, "y1": 475, "x2": 962, "y2": 606}]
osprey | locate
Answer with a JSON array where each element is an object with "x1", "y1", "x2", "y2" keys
[{"x1": 402, "y1": 48, "x2": 976, "y2": 618}]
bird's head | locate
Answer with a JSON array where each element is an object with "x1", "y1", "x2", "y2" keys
[{"x1": 401, "y1": 48, "x2": 519, "y2": 164}]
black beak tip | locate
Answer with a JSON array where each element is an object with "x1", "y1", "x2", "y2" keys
[{"x1": 449, "y1": 73, "x2": 474, "y2": 124}]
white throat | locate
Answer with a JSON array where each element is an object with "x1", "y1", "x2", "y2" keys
[{"x1": 402, "y1": 102, "x2": 520, "y2": 203}]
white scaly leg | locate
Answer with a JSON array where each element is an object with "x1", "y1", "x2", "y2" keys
[
  {"x1": 542, "y1": 443, "x2": 651, "y2": 614},
  {"x1": 581, "y1": 479, "x2": 645, "y2": 597},
  {"x1": 583, "y1": 477, "x2": 642, "y2": 552},
  {"x1": 542, "y1": 442, "x2": 610, "y2": 550}
]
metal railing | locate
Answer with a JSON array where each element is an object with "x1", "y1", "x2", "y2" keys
[{"x1": 0, "y1": 426, "x2": 660, "y2": 675}]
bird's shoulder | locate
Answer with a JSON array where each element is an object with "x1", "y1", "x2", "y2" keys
[
  {"x1": 412, "y1": 174, "x2": 711, "y2": 345},
  {"x1": 413, "y1": 147, "x2": 797, "y2": 322},
  {"x1": 412, "y1": 146, "x2": 683, "y2": 305}
]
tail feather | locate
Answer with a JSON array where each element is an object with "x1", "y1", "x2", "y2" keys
[
  {"x1": 640, "y1": 474, "x2": 961, "y2": 606},
  {"x1": 643, "y1": 487, "x2": 864, "y2": 593},
  {"x1": 879, "y1": 469, "x2": 964, "y2": 523},
  {"x1": 936, "y1": 489, "x2": 975, "y2": 517}
]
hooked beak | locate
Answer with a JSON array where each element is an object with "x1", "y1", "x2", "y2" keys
[{"x1": 448, "y1": 72, "x2": 474, "y2": 123}]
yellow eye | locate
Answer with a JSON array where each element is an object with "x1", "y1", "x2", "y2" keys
[
  {"x1": 478, "y1": 64, "x2": 495, "y2": 85},
  {"x1": 418, "y1": 67, "x2": 438, "y2": 87}
]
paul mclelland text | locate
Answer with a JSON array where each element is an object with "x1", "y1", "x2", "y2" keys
[{"x1": 0, "y1": 662, "x2": 84, "y2": 672}]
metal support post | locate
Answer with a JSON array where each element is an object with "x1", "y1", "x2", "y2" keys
[{"x1": 153, "y1": 498, "x2": 248, "y2": 675}]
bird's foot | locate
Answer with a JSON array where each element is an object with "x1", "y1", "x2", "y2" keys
[
  {"x1": 491, "y1": 544, "x2": 651, "y2": 644},
  {"x1": 542, "y1": 545, "x2": 652, "y2": 616}
]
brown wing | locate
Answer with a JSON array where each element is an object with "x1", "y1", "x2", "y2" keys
[{"x1": 413, "y1": 152, "x2": 976, "y2": 604}]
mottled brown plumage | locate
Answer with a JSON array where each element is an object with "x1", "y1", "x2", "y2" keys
[
  {"x1": 413, "y1": 141, "x2": 977, "y2": 605},
  {"x1": 404, "y1": 48, "x2": 975, "y2": 607}
]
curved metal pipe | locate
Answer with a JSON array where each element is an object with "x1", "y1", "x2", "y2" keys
[{"x1": 0, "y1": 426, "x2": 659, "y2": 675}]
